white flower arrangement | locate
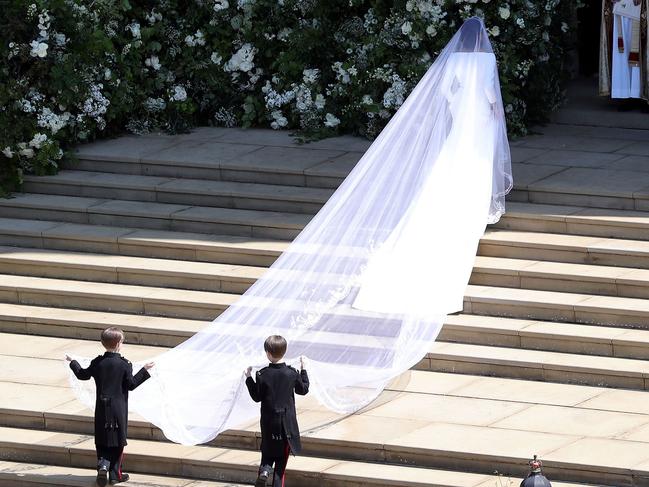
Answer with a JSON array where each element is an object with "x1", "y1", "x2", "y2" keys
[
  {"x1": 29, "y1": 133, "x2": 48, "y2": 149},
  {"x1": 2, "y1": 0, "x2": 578, "y2": 193},
  {"x1": 270, "y1": 110, "x2": 288, "y2": 129},
  {"x1": 30, "y1": 41, "x2": 48, "y2": 58},
  {"x1": 214, "y1": 0, "x2": 230, "y2": 12},
  {"x1": 224, "y1": 43, "x2": 257, "y2": 73},
  {"x1": 145, "y1": 55, "x2": 162, "y2": 70},
  {"x1": 324, "y1": 113, "x2": 341, "y2": 127},
  {"x1": 185, "y1": 30, "x2": 206, "y2": 47},
  {"x1": 303, "y1": 69, "x2": 320, "y2": 84},
  {"x1": 170, "y1": 85, "x2": 188, "y2": 102},
  {"x1": 126, "y1": 22, "x2": 141, "y2": 39}
]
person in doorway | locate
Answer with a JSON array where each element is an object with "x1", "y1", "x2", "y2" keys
[{"x1": 600, "y1": 0, "x2": 649, "y2": 106}]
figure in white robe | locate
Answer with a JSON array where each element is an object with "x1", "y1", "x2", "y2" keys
[{"x1": 600, "y1": 0, "x2": 649, "y2": 101}]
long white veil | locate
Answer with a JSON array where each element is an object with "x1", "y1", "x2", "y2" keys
[{"x1": 67, "y1": 17, "x2": 512, "y2": 446}]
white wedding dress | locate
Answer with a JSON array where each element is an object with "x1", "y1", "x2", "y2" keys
[
  {"x1": 354, "y1": 52, "x2": 499, "y2": 316},
  {"x1": 67, "y1": 17, "x2": 512, "y2": 446}
]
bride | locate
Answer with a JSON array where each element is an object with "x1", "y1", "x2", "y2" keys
[
  {"x1": 67, "y1": 17, "x2": 512, "y2": 446},
  {"x1": 353, "y1": 17, "x2": 511, "y2": 317}
]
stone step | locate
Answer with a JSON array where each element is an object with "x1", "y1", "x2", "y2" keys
[
  {"x1": 6, "y1": 194, "x2": 649, "y2": 255},
  {"x1": 0, "y1": 245, "x2": 265, "y2": 294},
  {"x1": 0, "y1": 194, "x2": 308, "y2": 240},
  {"x1": 5, "y1": 302, "x2": 649, "y2": 359},
  {"x1": 466, "y1": 284, "x2": 649, "y2": 329},
  {"x1": 0, "y1": 218, "x2": 285, "y2": 267},
  {"x1": 0, "y1": 326, "x2": 640, "y2": 484},
  {"x1": 496, "y1": 202, "x2": 649, "y2": 241},
  {"x1": 3, "y1": 217, "x2": 649, "y2": 273},
  {"x1": 481, "y1": 229, "x2": 649, "y2": 269},
  {"x1": 426, "y1": 341, "x2": 649, "y2": 390},
  {"x1": 6, "y1": 308, "x2": 649, "y2": 391},
  {"x1": 6, "y1": 194, "x2": 649, "y2": 247},
  {"x1": 23, "y1": 170, "x2": 333, "y2": 214},
  {"x1": 0, "y1": 274, "x2": 234, "y2": 320},
  {"x1": 0, "y1": 428, "x2": 497, "y2": 487},
  {"x1": 0, "y1": 460, "x2": 249, "y2": 487},
  {"x1": 8, "y1": 244, "x2": 649, "y2": 298},
  {"x1": 0, "y1": 398, "x2": 607, "y2": 487},
  {"x1": 2, "y1": 460, "x2": 564, "y2": 487},
  {"x1": 70, "y1": 131, "x2": 361, "y2": 189},
  {"x1": 471, "y1": 256, "x2": 649, "y2": 299},
  {"x1": 4, "y1": 272, "x2": 649, "y2": 329}
]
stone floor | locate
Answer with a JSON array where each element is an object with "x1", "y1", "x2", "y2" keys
[{"x1": 70, "y1": 78, "x2": 649, "y2": 211}]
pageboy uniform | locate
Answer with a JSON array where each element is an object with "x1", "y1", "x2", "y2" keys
[
  {"x1": 70, "y1": 352, "x2": 150, "y2": 482},
  {"x1": 246, "y1": 363, "x2": 309, "y2": 486}
]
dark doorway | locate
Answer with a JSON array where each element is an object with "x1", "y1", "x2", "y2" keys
[{"x1": 577, "y1": 0, "x2": 602, "y2": 76}]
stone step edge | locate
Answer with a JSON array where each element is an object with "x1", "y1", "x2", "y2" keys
[
  {"x1": 5, "y1": 217, "x2": 649, "y2": 269},
  {"x1": 23, "y1": 170, "x2": 332, "y2": 204},
  {"x1": 0, "y1": 427, "x2": 515, "y2": 487},
  {"x1": 10, "y1": 325, "x2": 649, "y2": 392},
  {"x1": 11, "y1": 245, "x2": 649, "y2": 298},
  {"x1": 4, "y1": 303, "x2": 649, "y2": 361},
  {"x1": 0, "y1": 194, "x2": 308, "y2": 230},
  {"x1": 8, "y1": 196, "x2": 649, "y2": 235},
  {"x1": 0, "y1": 460, "x2": 248, "y2": 487},
  {"x1": 5, "y1": 273, "x2": 649, "y2": 328}
]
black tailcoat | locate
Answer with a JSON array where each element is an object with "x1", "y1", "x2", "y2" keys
[
  {"x1": 245, "y1": 363, "x2": 309, "y2": 456},
  {"x1": 70, "y1": 352, "x2": 150, "y2": 447}
]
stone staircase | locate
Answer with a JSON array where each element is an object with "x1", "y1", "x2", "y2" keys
[{"x1": 2, "y1": 127, "x2": 649, "y2": 486}]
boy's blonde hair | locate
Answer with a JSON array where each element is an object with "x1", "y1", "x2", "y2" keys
[
  {"x1": 264, "y1": 335, "x2": 287, "y2": 359},
  {"x1": 101, "y1": 327, "x2": 124, "y2": 349}
]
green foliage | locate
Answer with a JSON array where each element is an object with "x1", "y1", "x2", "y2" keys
[{"x1": 1, "y1": 0, "x2": 579, "y2": 194}]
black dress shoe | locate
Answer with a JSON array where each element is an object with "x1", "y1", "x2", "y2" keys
[
  {"x1": 255, "y1": 468, "x2": 270, "y2": 487},
  {"x1": 96, "y1": 464, "x2": 109, "y2": 487},
  {"x1": 109, "y1": 473, "x2": 130, "y2": 484}
]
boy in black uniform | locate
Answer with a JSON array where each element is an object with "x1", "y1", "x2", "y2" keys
[
  {"x1": 245, "y1": 335, "x2": 309, "y2": 487},
  {"x1": 66, "y1": 327, "x2": 153, "y2": 486}
]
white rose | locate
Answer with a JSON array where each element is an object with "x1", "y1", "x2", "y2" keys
[
  {"x1": 104, "y1": 68, "x2": 112, "y2": 80},
  {"x1": 489, "y1": 26, "x2": 500, "y2": 37},
  {"x1": 426, "y1": 25, "x2": 437, "y2": 36},
  {"x1": 361, "y1": 95, "x2": 373, "y2": 105},
  {"x1": 211, "y1": 52, "x2": 222, "y2": 64},
  {"x1": 499, "y1": 6, "x2": 510, "y2": 19},
  {"x1": 270, "y1": 110, "x2": 288, "y2": 129},
  {"x1": 145, "y1": 55, "x2": 161, "y2": 70},
  {"x1": 54, "y1": 33, "x2": 67, "y2": 46},
  {"x1": 20, "y1": 148, "x2": 35, "y2": 158},
  {"x1": 401, "y1": 21, "x2": 412, "y2": 35},
  {"x1": 2, "y1": 147, "x2": 14, "y2": 158},
  {"x1": 324, "y1": 113, "x2": 340, "y2": 128},
  {"x1": 516, "y1": 18, "x2": 525, "y2": 28},
  {"x1": 171, "y1": 86, "x2": 187, "y2": 102},
  {"x1": 30, "y1": 41, "x2": 48, "y2": 58},
  {"x1": 214, "y1": 0, "x2": 229, "y2": 11},
  {"x1": 29, "y1": 133, "x2": 48, "y2": 149},
  {"x1": 303, "y1": 68, "x2": 320, "y2": 84}
]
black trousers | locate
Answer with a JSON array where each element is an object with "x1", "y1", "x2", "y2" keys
[
  {"x1": 260, "y1": 442, "x2": 290, "y2": 487},
  {"x1": 96, "y1": 445, "x2": 124, "y2": 481}
]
